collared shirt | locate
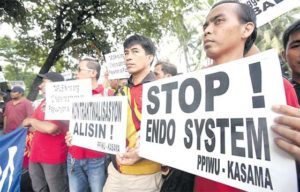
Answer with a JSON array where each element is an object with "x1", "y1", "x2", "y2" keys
[
  {"x1": 30, "y1": 99, "x2": 68, "y2": 164},
  {"x1": 127, "y1": 72, "x2": 156, "y2": 87},
  {"x1": 4, "y1": 98, "x2": 33, "y2": 133},
  {"x1": 291, "y1": 79, "x2": 300, "y2": 104},
  {"x1": 114, "y1": 72, "x2": 161, "y2": 175}
]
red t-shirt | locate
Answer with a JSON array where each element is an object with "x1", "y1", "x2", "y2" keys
[
  {"x1": 30, "y1": 99, "x2": 68, "y2": 164},
  {"x1": 23, "y1": 132, "x2": 33, "y2": 168},
  {"x1": 194, "y1": 78, "x2": 299, "y2": 192},
  {"x1": 68, "y1": 84, "x2": 114, "y2": 159},
  {"x1": 4, "y1": 98, "x2": 33, "y2": 133}
]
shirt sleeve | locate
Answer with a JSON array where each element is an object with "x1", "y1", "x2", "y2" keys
[{"x1": 283, "y1": 78, "x2": 299, "y2": 108}]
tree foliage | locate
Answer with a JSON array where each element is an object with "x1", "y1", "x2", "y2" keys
[
  {"x1": 0, "y1": 0, "x2": 26, "y2": 24},
  {"x1": 1, "y1": 0, "x2": 299, "y2": 100},
  {"x1": 9, "y1": 0, "x2": 179, "y2": 100},
  {"x1": 0, "y1": 37, "x2": 36, "y2": 96}
]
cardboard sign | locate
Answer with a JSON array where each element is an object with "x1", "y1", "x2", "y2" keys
[
  {"x1": 139, "y1": 50, "x2": 297, "y2": 192},
  {"x1": 69, "y1": 96, "x2": 128, "y2": 154},
  {"x1": 240, "y1": 0, "x2": 300, "y2": 27},
  {"x1": 45, "y1": 79, "x2": 92, "y2": 120},
  {"x1": 105, "y1": 51, "x2": 130, "y2": 80}
]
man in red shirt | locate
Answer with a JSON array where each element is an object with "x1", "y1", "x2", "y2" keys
[
  {"x1": 3, "y1": 86, "x2": 33, "y2": 134},
  {"x1": 22, "y1": 72, "x2": 68, "y2": 192},
  {"x1": 194, "y1": 1, "x2": 299, "y2": 191},
  {"x1": 67, "y1": 58, "x2": 113, "y2": 192}
]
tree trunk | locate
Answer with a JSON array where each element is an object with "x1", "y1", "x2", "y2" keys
[
  {"x1": 183, "y1": 46, "x2": 191, "y2": 72},
  {"x1": 27, "y1": 33, "x2": 73, "y2": 101}
]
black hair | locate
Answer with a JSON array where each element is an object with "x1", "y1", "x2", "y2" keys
[
  {"x1": 212, "y1": 0, "x2": 257, "y2": 54},
  {"x1": 80, "y1": 57, "x2": 101, "y2": 80},
  {"x1": 155, "y1": 61, "x2": 178, "y2": 76},
  {"x1": 282, "y1": 20, "x2": 300, "y2": 50},
  {"x1": 123, "y1": 34, "x2": 156, "y2": 56}
]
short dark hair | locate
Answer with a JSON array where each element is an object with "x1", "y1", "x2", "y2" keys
[
  {"x1": 155, "y1": 61, "x2": 178, "y2": 76},
  {"x1": 211, "y1": 0, "x2": 257, "y2": 54},
  {"x1": 123, "y1": 34, "x2": 156, "y2": 56},
  {"x1": 80, "y1": 57, "x2": 101, "y2": 80},
  {"x1": 282, "y1": 20, "x2": 300, "y2": 50}
]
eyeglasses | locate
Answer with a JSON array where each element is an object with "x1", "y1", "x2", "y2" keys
[{"x1": 77, "y1": 67, "x2": 94, "y2": 72}]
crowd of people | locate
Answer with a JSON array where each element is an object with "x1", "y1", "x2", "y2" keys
[{"x1": 1, "y1": 1, "x2": 300, "y2": 191}]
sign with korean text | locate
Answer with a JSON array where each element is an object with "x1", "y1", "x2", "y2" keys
[{"x1": 45, "y1": 79, "x2": 92, "y2": 120}]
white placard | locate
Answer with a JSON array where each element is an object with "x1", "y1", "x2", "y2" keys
[
  {"x1": 69, "y1": 96, "x2": 128, "y2": 154},
  {"x1": 240, "y1": 0, "x2": 300, "y2": 27},
  {"x1": 45, "y1": 79, "x2": 92, "y2": 120},
  {"x1": 105, "y1": 51, "x2": 130, "y2": 80},
  {"x1": 139, "y1": 49, "x2": 297, "y2": 192}
]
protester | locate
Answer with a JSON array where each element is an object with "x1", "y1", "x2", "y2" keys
[
  {"x1": 282, "y1": 20, "x2": 300, "y2": 103},
  {"x1": 278, "y1": 19, "x2": 300, "y2": 162},
  {"x1": 154, "y1": 61, "x2": 178, "y2": 80},
  {"x1": 66, "y1": 58, "x2": 113, "y2": 192},
  {"x1": 22, "y1": 72, "x2": 68, "y2": 192},
  {"x1": 103, "y1": 34, "x2": 162, "y2": 192},
  {"x1": 194, "y1": 1, "x2": 299, "y2": 191},
  {"x1": 103, "y1": 68, "x2": 127, "y2": 95},
  {"x1": 3, "y1": 86, "x2": 33, "y2": 134},
  {"x1": 3, "y1": 85, "x2": 34, "y2": 187},
  {"x1": 274, "y1": 20, "x2": 300, "y2": 190},
  {"x1": 109, "y1": 78, "x2": 127, "y2": 94}
]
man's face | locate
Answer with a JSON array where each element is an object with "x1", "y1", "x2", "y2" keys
[
  {"x1": 124, "y1": 44, "x2": 152, "y2": 75},
  {"x1": 284, "y1": 31, "x2": 300, "y2": 76},
  {"x1": 109, "y1": 79, "x2": 119, "y2": 90},
  {"x1": 154, "y1": 64, "x2": 165, "y2": 79},
  {"x1": 75, "y1": 61, "x2": 95, "y2": 80},
  {"x1": 203, "y1": 3, "x2": 245, "y2": 61},
  {"x1": 38, "y1": 78, "x2": 51, "y2": 95},
  {"x1": 10, "y1": 91, "x2": 22, "y2": 99}
]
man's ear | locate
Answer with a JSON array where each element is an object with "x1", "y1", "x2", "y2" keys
[
  {"x1": 92, "y1": 70, "x2": 98, "y2": 78},
  {"x1": 281, "y1": 50, "x2": 287, "y2": 62},
  {"x1": 148, "y1": 55, "x2": 154, "y2": 65},
  {"x1": 242, "y1": 22, "x2": 255, "y2": 40}
]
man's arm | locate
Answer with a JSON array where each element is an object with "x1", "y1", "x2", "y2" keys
[{"x1": 22, "y1": 118, "x2": 60, "y2": 134}]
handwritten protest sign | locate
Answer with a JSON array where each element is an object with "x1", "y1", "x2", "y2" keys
[
  {"x1": 105, "y1": 51, "x2": 130, "y2": 80},
  {"x1": 240, "y1": 0, "x2": 300, "y2": 27},
  {"x1": 69, "y1": 96, "x2": 127, "y2": 154},
  {"x1": 45, "y1": 79, "x2": 92, "y2": 120},
  {"x1": 139, "y1": 50, "x2": 297, "y2": 191}
]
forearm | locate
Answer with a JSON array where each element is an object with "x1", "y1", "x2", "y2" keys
[{"x1": 30, "y1": 118, "x2": 60, "y2": 134}]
